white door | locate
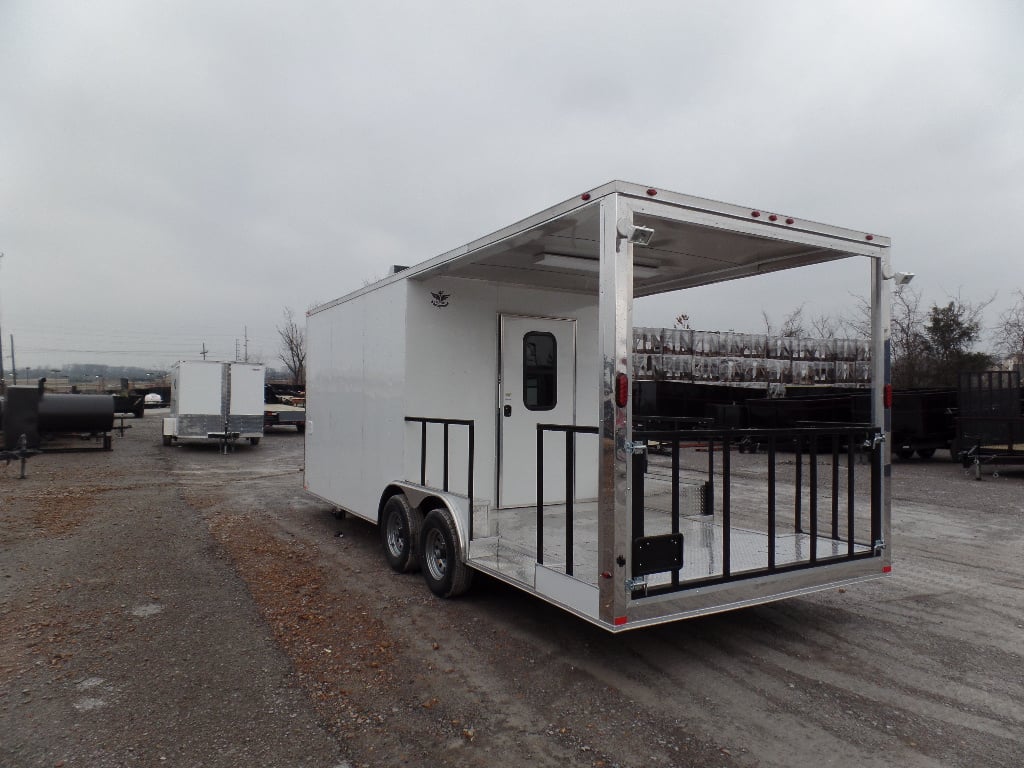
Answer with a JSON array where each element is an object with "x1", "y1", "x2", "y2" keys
[{"x1": 498, "y1": 315, "x2": 576, "y2": 508}]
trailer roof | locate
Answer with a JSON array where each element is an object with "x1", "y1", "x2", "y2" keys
[{"x1": 312, "y1": 181, "x2": 890, "y2": 314}]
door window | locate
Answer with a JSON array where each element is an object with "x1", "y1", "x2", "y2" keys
[{"x1": 523, "y1": 332, "x2": 557, "y2": 410}]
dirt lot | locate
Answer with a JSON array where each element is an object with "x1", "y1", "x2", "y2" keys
[{"x1": 2, "y1": 413, "x2": 1022, "y2": 767}]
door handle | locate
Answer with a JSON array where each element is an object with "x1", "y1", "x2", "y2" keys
[{"x1": 503, "y1": 405, "x2": 512, "y2": 417}]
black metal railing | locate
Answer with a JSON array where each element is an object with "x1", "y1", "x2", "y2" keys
[
  {"x1": 404, "y1": 416, "x2": 475, "y2": 537},
  {"x1": 632, "y1": 424, "x2": 882, "y2": 597},
  {"x1": 536, "y1": 423, "x2": 599, "y2": 576}
]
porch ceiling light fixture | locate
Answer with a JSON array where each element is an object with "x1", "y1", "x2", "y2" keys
[
  {"x1": 536, "y1": 253, "x2": 662, "y2": 279},
  {"x1": 892, "y1": 271, "x2": 915, "y2": 286},
  {"x1": 881, "y1": 264, "x2": 915, "y2": 286},
  {"x1": 616, "y1": 218, "x2": 655, "y2": 246}
]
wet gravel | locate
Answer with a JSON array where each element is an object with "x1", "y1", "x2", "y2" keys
[{"x1": 2, "y1": 413, "x2": 1022, "y2": 767}]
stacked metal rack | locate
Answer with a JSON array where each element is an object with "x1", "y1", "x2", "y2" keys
[{"x1": 633, "y1": 327, "x2": 871, "y2": 387}]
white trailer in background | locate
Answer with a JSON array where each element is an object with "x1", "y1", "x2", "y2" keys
[
  {"x1": 304, "y1": 181, "x2": 895, "y2": 632},
  {"x1": 162, "y1": 361, "x2": 265, "y2": 447}
]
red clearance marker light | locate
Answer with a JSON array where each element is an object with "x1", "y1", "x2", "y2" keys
[
  {"x1": 581, "y1": 193, "x2": 591, "y2": 201},
  {"x1": 646, "y1": 188, "x2": 657, "y2": 196},
  {"x1": 883, "y1": 565, "x2": 892, "y2": 573},
  {"x1": 601, "y1": 571, "x2": 612, "y2": 579},
  {"x1": 615, "y1": 373, "x2": 629, "y2": 408},
  {"x1": 866, "y1": 234, "x2": 874, "y2": 241},
  {"x1": 884, "y1": 384, "x2": 893, "y2": 409},
  {"x1": 751, "y1": 210, "x2": 761, "y2": 218},
  {"x1": 785, "y1": 217, "x2": 794, "y2": 225},
  {"x1": 769, "y1": 214, "x2": 778, "y2": 222},
  {"x1": 614, "y1": 616, "x2": 628, "y2": 626}
]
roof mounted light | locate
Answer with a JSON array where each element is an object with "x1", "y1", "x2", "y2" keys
[
  {"x1": 536, "y1": 253, "x2": 662, "y2": 279},
  {"x1": 882, "y1": 265, "x2": 915, "y2": 286},
  {"x1": 616, "y1": 218, "x2": 655, "y2": 246}
]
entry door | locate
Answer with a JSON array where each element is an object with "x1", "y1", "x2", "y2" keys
[{"x1": 499, "y1": 315, "x2": 576, "y2": 508}]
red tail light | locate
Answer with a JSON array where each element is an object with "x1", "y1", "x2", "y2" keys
[
  {"x1": 884, "y1": 384, "x2": 893, "y2": 409},
  {"x1": 615, "y1": 373, "x2": 629, "y2": 408}
]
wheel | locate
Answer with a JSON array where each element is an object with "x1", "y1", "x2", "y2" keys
[
  {"x1": 381, "y1": 495, "x2": 423, "y2": 573},
  {"x1": 420, "y1": 508, "x2": 474, "y2": 598},
  {"x1": 249, "y1": 437, "x2": 261, "y2": 446},
  {"x1": 915, "y1": 448, "x2": 936, "y2": 459},
  {"x1": 895, "y1": 447, "x2": 914, "y2": 460},
  {"x1": 162, "y1": 435, "x2": 172, "y2": 446}
]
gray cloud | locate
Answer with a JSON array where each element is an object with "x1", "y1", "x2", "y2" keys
[{"x1": 1, "y1": 0, "x2": 1021, "y2": 368}]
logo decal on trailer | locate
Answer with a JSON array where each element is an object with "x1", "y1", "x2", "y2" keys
[{"x1": 431, "y1": 290, "x2": 450, "y2": 308}]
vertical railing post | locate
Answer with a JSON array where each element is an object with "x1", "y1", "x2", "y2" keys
[
  {"x1": 847, "y1": 435, "x2": 856, "y2": 557},
  {"x1": 870, "y1": 431, "x2": 882, "y2": 548},
  {"x1": 706, "y1": 438, "x2": 715, "y2": 517},
  {"x1": 722, "y1": 436, "x2": 731, "y2": 578},
  {"x1": 809, "y1": 435, "x2": 818, "y2": 563},
  {"x1": 419, "y1": 421, "x2": 427, "y2": 485},
  {"x1": 442, "y1": 422, "x2": 450, "y2": 491},
  {"x1": 767, "y1": 433, "x2": 776, "y2": 571},
  {"x1": 671, "y1": 436, "x2": 680, "y2": 587},
  {"x1": 565, "y1": 429, "x2": 575, "y2": 576},
  {"x1": 467, "y1": 423, "x2": 475, "y2": 540},
  {"x1": 831, "y1": 434, "x2": 840, "y2": 540},
  {"x1": 536, "y1": 425, "x2": 544, "y2": 565},
  {"x1": 632, "y1": 443, "x2": 645, "y2": 540},
  {"x1": 794, "y1": 436, "x2": 803, "y2": 533}
]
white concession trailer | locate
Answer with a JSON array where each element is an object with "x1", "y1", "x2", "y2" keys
[
  {"x1": 162, "y1": 361, "x2": 265, "y2": 447},
  {"x1": 305, "y1": 181, "x2": 894, "y2": 632}
]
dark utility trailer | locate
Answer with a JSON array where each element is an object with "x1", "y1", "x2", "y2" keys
[
  {"x1": 957, "y1": 370, "x2": 1024, "y2": 478},
  {"x1": 113, "y1": 394, "x2": 146, "y2": 418},
  {"x1": 263, "y1": 385, "x2": 306, "y2": 432},
  {"x1": 305, "y1": 181, "x2": 897, "y2": 632}
]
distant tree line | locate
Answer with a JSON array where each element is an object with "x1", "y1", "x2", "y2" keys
[
  {"x1": 702, "y1": 287, "x2": 1024, "y2": 390},
  {"x1": 9, "y1": 364, "x2": 168, "y2": 385}
]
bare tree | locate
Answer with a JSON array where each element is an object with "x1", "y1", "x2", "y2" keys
[
  {"x1": 277, "y1": 307, "x2": 306, "y2": 386},
  {"x1": 995, "y1": 289, "x2": 1024, "y2": 371},
  {"x1": 809, "y1": 312, "x2": 838, "y2": 339},
  {"x1": 761, "y1": 304, "x2": 807, "y2": 338},
  {"x1": 674, "y1": 313, "x2": 691, "y2": 329},
  {"x1": 847, "y1": 286, "x2": 926, "y2": 387}
]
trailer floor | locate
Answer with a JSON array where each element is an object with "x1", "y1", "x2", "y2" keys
[{"x1": 472, "y1": 503, "x2": 871, "y2": 590}]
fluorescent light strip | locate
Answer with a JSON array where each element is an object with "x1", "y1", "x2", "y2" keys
[{"x1": 536, "y1": 253, "x2": 661, "y2": 279}]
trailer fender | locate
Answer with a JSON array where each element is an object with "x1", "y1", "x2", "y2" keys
[{"x1": 378, "y1": 483, "x2": 469, "y2": 561}]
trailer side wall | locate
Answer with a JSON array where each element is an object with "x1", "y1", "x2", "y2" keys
[
  {"x1": 306, "y1": 275, "x2": 601, "y2": 521},
  {"x1": 306, "y1": 279, "x2": 409, "y2": 521}
]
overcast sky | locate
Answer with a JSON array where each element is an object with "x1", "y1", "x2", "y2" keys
[{"x1": 2, "y1": 0, "x2": 1022, "y2": 372}]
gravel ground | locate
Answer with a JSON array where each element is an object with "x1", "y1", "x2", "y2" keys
[{"x1": 2, "y1": 412, "x2": 1022, "y2": 767}]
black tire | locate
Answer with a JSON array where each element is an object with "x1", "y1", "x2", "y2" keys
[
  {"x1": 249, "y1": 437, "x2": 261, "y2": 446},
  {"x1": 420, "y1": 508, "x2": 473, "y2": 598},
  {"x1": 381, "y1": 495, "x2": 423, "y2": 573},
  {"x1": 896, "y1": 447, "x2": 914, "y2": 460},
  {"x1": 915, "y1": 447, "x2": 936, "y2": 459},
  {"x1": 162, "y1": 435, "x2": 172, "y2": 446}
]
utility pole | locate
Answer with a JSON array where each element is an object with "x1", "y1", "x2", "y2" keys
[
  {"x1": 244, "y1": 326, "x2": 249, "y2": 363},
  {"x1": 200, "y1": 342, "x2": 208, "y2": 361},
  {"x1": 10, "y1": 334, "x2": 16, "y2": 385}
]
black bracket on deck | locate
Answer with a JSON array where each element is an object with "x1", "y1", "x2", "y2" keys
[{"x1": 632, "y1": 533, "x2": 684, "y2": 577}]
